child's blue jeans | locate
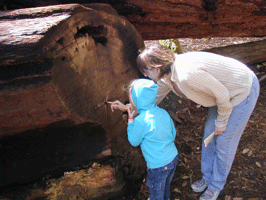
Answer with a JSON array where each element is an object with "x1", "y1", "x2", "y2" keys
[
  {"x1": 201, "y1": 75, "x2": 260, "y2": 191},
  {"x1": 146, "y1": 155, "x2": 178, "y2": 200}
]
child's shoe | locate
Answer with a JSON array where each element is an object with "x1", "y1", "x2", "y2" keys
[
  {"x1": 191, "y1": 178, "x2": 208, "y2": 192},
  {"x1": 199, "y1": 188, "x2": 220, "y2": 200}
]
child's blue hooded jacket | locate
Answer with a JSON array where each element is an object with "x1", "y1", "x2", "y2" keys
[{"x1": 127, "y1": 79, "x2": 178, "y2": 169}]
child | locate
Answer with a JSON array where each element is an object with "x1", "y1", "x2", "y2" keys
[{"x1": 110, "y1": 79, "x2": 178, "y2": 200}]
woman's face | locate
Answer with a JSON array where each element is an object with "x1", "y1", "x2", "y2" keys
[{"x1": 143, "y1": 68, "x2": 161, "y2": 83}]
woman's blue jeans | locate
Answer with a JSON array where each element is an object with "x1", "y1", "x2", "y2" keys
[
  {"x1": 147, "y1": 155, "x2": 178, "y2": 200},
  {"x1": 201, "y1": 75, "x2": 260, "y2": 191}
]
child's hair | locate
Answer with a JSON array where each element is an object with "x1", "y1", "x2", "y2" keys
[
  {"x1": 137, "y1": 44, "x2": 175, "y2": 78},
  {"x1": 123, "y1": 79, "x2": 139, "y2": 94}
]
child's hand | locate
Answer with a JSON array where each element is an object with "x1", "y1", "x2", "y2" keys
[
  {"x1": 107, "y1": 100, "x2": 128, "y2": 112},
  {"x1": 127, "y1": 107, "x2": 135, "y2": 119}
]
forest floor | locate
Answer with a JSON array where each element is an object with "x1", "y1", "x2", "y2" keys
[{"x1": 133, "y1": 38, "x2": 266, "y2": 200}]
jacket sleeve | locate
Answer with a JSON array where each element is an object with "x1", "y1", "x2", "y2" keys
[
  {"x1": 171, "y1": 118, "x2": 177, "y2": 139},
  {"x1": 127, "y1": 119, "x2": 144, "y2": 147},
  {"x1": 156, "y1": 79, "x2": 171, "y2": 105}
]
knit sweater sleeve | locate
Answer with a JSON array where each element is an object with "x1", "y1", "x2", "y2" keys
[
  {"x1": 127, "y1": 119, "x2": 144, "y2": 147},
  {"x1": 187, "y1": 69, "x2": 233, "y2": 128}
]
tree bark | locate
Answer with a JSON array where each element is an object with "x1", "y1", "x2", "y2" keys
[
  {"x1": 0, "y1": 4, "x2": 146, "y2": 187},
  {"x1": 204, "y1": 39, "x2": 266, "y2": 65},
  {"x1": 0, "y1": 4, "x2": 144, "y2": 138},
  {"x1": 2, "y1": 0, "x2": 266, "y2": 40},
  {"x1": 121, "y1": 0, "x2": 266, "y2": 40}
]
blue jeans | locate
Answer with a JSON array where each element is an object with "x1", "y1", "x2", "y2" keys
[
  {"x1": 147, "y1": 155, "x2": 178, "y2": 200},
  {"x1": 201, "y1": 75, "x2": 260, "y2": 191}
]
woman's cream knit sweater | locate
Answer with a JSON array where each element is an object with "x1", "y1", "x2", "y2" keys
[{"x1": 156, "y1": 52, "x2": 255, "y2": 128}]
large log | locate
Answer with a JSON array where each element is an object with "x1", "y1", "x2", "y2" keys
[
  {"x1": 0, "y1": 4, "x2": 146, "y2": 187},
  {"x1": 0, "y1": 4, "x2": 143, "y2": 137},
  {"x1": 123, "y1": 0, "x2": 266, "y2": 40},
  {"x1": 204, "y1": 39, "x2": 266, "y2": 65},
  {"x1": 1, "y1": 0, "x2": 266, "y2": 40}
]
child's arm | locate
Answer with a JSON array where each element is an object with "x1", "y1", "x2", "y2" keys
[
  {"x1": 108, "y1": 100, "x2": 138, "y2": 117},
  {"x1": 127, "y1": 106, "x2": 135, "y2": 123},
  {"x1": 171, "y1": 118, "x2": 177, "y2": 138},
  {"x1": 108, "y1": 100, "x2": 129, "y2": 112},
  {"x1": 127, "y1": 107, "x2": 143, "y2": 147}
]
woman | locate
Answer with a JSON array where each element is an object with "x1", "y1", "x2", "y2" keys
[{"x1": 110, "y1": 44, "x2": 260, "y2": 200}]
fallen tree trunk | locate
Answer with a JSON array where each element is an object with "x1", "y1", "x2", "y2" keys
[
  {"x1": 0, "y1": 4, "x2": 146, "y2": 188},
  {"x1": 123, "y1": 0, "x2": 266, "y2": 40},
  {"x1": 2, "y1": 0, "x2": 266, "y2": 40},
  {"x1": 204, "y1": 39, "x2": 266, "y2": 65},
  {"x1": 0, "y1": 3, "x2": 143, "y2": 137}
]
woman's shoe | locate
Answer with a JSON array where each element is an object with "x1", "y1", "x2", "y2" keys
[
  {"x1": 191, "y1": 179, "x2": 208, "y2": 192},
  {"x1": 199, "y1": 188, "x2": 220, "y2": 200}
]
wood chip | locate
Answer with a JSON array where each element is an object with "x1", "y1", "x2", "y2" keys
[
  {"x1": 225, "y1": 195, "x2": 231, "y2": 200},
  {"x1": 242, "y1": 148, "x2": 249, "y2": 154},
  {"x1": 172, "y1": 188, "x2": 182, "y2": 194},
  {"x1": 255, "y1": 162, "x2": 262, "y2": 167},
  {"x1": 182, "y1": 181, "x2": 187, "y2": 187},
  {"x1": 181, "y1": 176, "x2": 190, "y2": 179}
]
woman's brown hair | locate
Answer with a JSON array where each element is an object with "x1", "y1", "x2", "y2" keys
[{"x1": 137, "y1": 44, "x2": 175, "y2": 78}]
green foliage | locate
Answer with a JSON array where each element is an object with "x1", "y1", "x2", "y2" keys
[{"x1": 159, "y1": 39, "x2": 183, "y2": 54}]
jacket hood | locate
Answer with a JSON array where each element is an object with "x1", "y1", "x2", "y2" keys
[{"x1": 131, "y1": 79, "x2": 158, "y2": 112}]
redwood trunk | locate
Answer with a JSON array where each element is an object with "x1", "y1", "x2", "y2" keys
[
  {"x1": 2, "y1": 0, "x2": 266, "y2": 40},
  {"x1": 204, "y1": 39, "x2": 266, "y2": 65},
  {"x1": 0, "y1": 4, "x2": 145, "y2": 187},
  {"x1": 0, "y1": 4, "x2": 144, "y2": 137},
  {"x1": 123, "y1": 0, "x2": 266, "y2": 40}
]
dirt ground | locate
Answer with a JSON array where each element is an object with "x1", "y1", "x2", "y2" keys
[{"x1": 133, "y1": 38, "x2": 266, "y2": 200}]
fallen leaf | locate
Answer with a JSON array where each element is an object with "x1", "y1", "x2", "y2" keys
[
  {"x1": 183, "y1": 107, "x2": 188, "y2": 111},
  {"x1": 196, "y1": 104, "x2": 201, "y2": 108},
  {"x1": 182, "y1": 181, "x2": 187, "y2": 187},
  {"x1": 225, "y1": 195, "x2": 231, "y2": 200},
  {"x1": 248, "y1": 151, "x2": 253, "y2": 157},
  {"x1": 172, "y1": 188, "x2": 182, "y2": 194},
  {"x1": 242, "y1": 148, "x2": 249, "y2": 154},
  {"x1": 255, "y1": 162, "x2": 262, "y2": 167},
  {"x1": 181, "y1": 176, "x2": 190, "y2": 179},
  {"x1": 183, "y1": 157, "x2": 189, "y2": 163},
  {"x1": 233, "y1": 198, "x2": 243, "y2": 200}
]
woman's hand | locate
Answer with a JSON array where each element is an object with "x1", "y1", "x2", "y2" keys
[
  {"x1": 214, "y1": 126, "x2": 226, "y2": 135},
  {"x1": 108, "y1": 100, "x2": 129, "y2": 112}
]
